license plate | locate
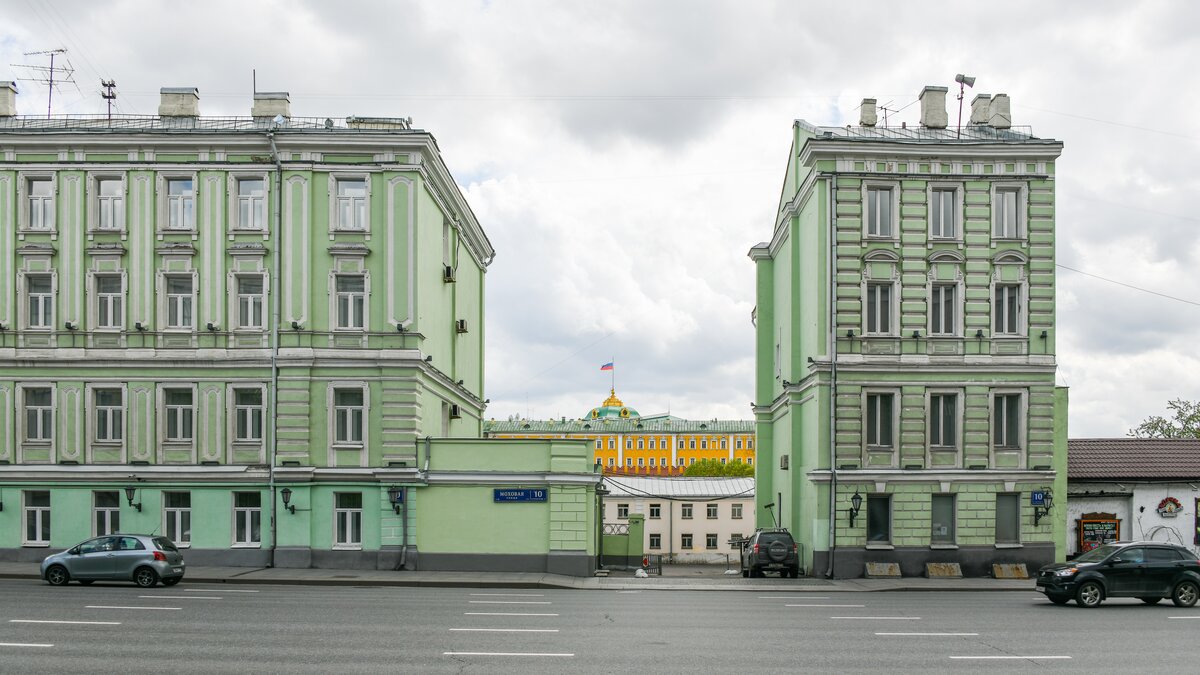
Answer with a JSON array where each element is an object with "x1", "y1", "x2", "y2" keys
[
  {"x1": 1035, "y1": 586, "x2": 1046, "y2": 593},
  {"x1": 173, "y1": 567, "x2": 183, "y2": 573}
]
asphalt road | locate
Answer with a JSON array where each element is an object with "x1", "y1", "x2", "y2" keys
[{"x1": 0, "y1": 579, "x2": 1197, "y2": 673}]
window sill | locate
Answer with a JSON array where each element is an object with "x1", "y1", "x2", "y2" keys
[
  {"x1": 930, "y1": 544, "x2": 959, "y2": 550},
  {"x1": 994, "y1": 543, "x2": 1023, "y2": 549},
  {"x1": 865, "y1": 544, "x2": 894, "y2": 550},
  {"x1": 231, "y1": 544, "x2": 262, "y2": 549},
  {"x1": 22, "y1": 543, "x2": 50, "y2": 548},
  {"x1": 333, "y1": 545, "x2": 363, "y2": 551},
  {"x1": 332, "y1": 444, "x2": 365, "y2": 450},
  {"x1": 157, "y1": 229, "x2": 197, "y2": 235},
  {"x1": 91, "y1": 441, "x2": 122, "y2": 447},
  {"x1": 18, "y1": 229, "x2": 57, "y2": 235}
]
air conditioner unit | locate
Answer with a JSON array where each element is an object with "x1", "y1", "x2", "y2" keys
[
  {"x1": 449, "y1": 404, "x2": 462, "y2": 419},
  {"x1": 780, "y1": 455, "x2": 789, "y2": 470},
  {"x1": 442, "y1": 265, "x2": 456, "y2": 283},
  {"x1": 455, "y1": 319, "x2": 468, "y2": 333}
]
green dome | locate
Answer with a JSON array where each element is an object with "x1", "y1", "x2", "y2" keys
[{"x1": 587, "y1": 389, "x2": 639, "y2": 420}]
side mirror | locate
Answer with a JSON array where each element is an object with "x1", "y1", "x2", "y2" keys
[
  {"x1": 1109, "y1": 557, "x2": 1123, "y2": 565},
  {"x1": 69, "y1": 548, "x2": 79, "y2": 555}
]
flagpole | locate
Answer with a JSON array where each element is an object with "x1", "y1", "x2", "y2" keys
[{"x1": 611, "y1": 357, "x2": 615, "y2": 392}]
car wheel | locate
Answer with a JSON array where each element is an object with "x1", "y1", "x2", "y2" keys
[
  {"x1": 134, "y1": 567, "x2": 159, "y2": 588},
  {"x1": 1075, "y1": 580, "x2": 1103, "y2": 608},
  {"x1": 1048, "y1": 595, "x2": 1070, "y2": 605},
  {"x1": 162, "y1": 578, "x2": 181, "y2": 587},
  {"x1": 45, "y1": 565, "x2": 70, "y2": 586},
  {"x1": 1173, "y1": 581, "x2": 1199, "y2": 608},
  {"x1": 1139, "y1": 597, "x2": 1163, "y2": 605},
  {"x1": 751, "y1": 566, "x2": 762, "y2": 578},
  {"x1": 789, "y1": 567, "x2": 800, "y2": 579}
]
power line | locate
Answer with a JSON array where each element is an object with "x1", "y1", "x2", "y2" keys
[{"x1": 1058, "y1": 264, "x2": 1200, "y2": 308}]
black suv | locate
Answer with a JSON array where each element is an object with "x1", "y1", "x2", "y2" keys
[
  {"x1": 1036, "y1": 541, "x2": 1200, "y2": 608},
  {"x1": 739, "y1": 529, "x2": 801, "y2": 578}
]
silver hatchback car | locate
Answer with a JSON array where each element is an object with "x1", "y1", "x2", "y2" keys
[{"x1": 41, "y1": 534, "x2": 186, "y2": 588}]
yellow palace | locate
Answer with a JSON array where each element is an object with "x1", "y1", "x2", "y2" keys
[{"x1": 483, "y1": 390, "x2": 755, "y2": 472}]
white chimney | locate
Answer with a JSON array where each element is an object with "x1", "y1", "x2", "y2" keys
[
  {"x1": 252, "y1": 92, "x2": 290, "y2": 119},
  {"x1": 158, "y1": 87, "x2": 200, "y2": 117},
  {"x1": 919, "y1": 86, "x2": 948, "y2": 129},
  {"x1": 988, "y1": 93, "x2": 1011, "y2": 129},
  {"x1": 969, "y1": 94, "x2": 991, "y2": 125},
  {"x1": 0, "y1": 81, "x2": 17, "y2": 117},
  {"x1": 859, "y1": 98, "x2": 877, "y2": 127}
]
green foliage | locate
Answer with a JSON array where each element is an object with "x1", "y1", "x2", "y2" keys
[
  {"x1": 683, "y1": 458, "x2": 754, "y2": 477},
  {"x1": 1130, "y1": 399, "x2": 1200, "y2": 439}
]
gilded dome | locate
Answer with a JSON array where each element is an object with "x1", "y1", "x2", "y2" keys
[{"x1": 588, "y1": 389, "x2": 639, "y2": 420}]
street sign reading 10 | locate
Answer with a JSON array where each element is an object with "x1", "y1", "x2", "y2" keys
[
  {"x1": 1031, "y1": 491, "x2": 1046, "y2": 506},
  {"x1": 494, "y1": 488, "x2": 547, "y2": 503}
]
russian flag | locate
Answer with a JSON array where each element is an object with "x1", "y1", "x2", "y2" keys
[{"x1": 600, "y1": 362, "x2": 614, "y2": 371}]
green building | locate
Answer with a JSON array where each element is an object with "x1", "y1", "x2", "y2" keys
[
  {"x1": 0, "y1": 84, "x2": 598, "y2": 575},
  {"x1": 749, "y1": 86, "x2": 1067, "y2": 577}
]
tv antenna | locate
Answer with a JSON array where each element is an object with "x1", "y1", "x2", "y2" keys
[
  {"x1": 101, "y1": 79, "x2": 117, "y2": 120},
  {"x1": 11, "y1": 48, "x2": 75, "y2": 118},
  {"x1": 876, "y1": 100, "x2": 897, "y2": 127},
  {"x1": 954, "y1": 74, "x2": 976, "y2": 138}
]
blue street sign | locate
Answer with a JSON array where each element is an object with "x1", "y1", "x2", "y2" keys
[
  {"x1": 494, "y1": 488, "x2": 547, "y2": 503},
  {"x1": 1031, "y1": 491, "x2": 1046, "y2": 506}
]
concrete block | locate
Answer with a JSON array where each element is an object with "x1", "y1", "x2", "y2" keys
[
  {"x1": 926, "y1": 562, "x2": 963, "y2": 578},
  {"x1": 992, "y1": 563, "x2": 1029, "y2": 579},
  {"x1": 865, "y1": 562, "x2": 901, "y2": 578}
]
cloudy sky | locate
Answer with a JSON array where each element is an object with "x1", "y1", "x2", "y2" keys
[{"x1": 3, "y1": 1, "x2": 1197, "y2": 438}]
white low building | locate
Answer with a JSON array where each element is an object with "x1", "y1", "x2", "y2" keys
[
  {"x1": 601, "y1": 476, "x2": 755, "y2": 564},
  {"x1": 1068, "y1": 439, "x2": 1200, "y2": 557}
]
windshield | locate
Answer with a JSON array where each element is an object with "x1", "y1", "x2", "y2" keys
[
  {"x1": 153, "y1": 537, "x2": 179, "y2": 552},
  {"x1": 1075, "y1": 544, "x2": 1121, "y2": 563}
]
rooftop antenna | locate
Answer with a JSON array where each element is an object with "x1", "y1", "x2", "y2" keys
[
  {"x1": 876, "y1": 100, "x2": 897, "y2": 127},
  {"x1": 100, "y1": 79, "x2": 116, "y2": 121},
  {"x1": 11, "y1": 48, "x2": 74, "y2": 118},
  {"x1": 954, "y1": 74, "x2": 976, "y2": 138}
]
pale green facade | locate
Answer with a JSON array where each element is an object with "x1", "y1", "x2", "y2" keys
[
  {"x1": 750, "y1": 99, "x2": 1067, "y2": 577},
  {"x1": 0, "y1": 87, "x2": 598, "y2": 574}
]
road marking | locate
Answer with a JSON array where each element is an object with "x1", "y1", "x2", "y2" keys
[
  {"x1": 830, "y1": 616, "x2": 920, "y2": 620},
  {"x1": 10, "y1": 620, "x2": 121, "y2": 626},
  {"x1": 85, "y1": 606, "x2": 182, "y2": 611},
  {"x1": 469, "y1": 593, "x2": 544, "y2": 597},
  {"x1": 761, "y1": 596, "x2": 831, "y2": 599},
  {"x1": 443, "y1": 652, "x2": 573, "y2": 657},
  {"x1": 464, "y1": 612, "x2": 559, "y2": 617},
  {"x1": 0, "y1": 643, "x2": 53, "y2": 648},
  {"x1": 1169, "y1": 616, "x2": 1200, "y2": 619},
  {"x1": 782, "y1": 605, "x2": 868, "y2": 610},
  {"x1": 616, "y1": 590, "x2": 640, "y2": 594},
  {"x1": 139, "y1": 595, "x2": 221, "y2": 600},
  {"x1": 449, "y1": 628, "x2": 560, "y2": 633},
  {"x1": 876, "y1": 632, "x2": 979, "y2": 636},
  {"x1": 468, "y1": 600, "x2": 551, "y2": 605},
  {"x1": 185, "y1": 588, "x2": 258, "y2": 593},
  {"x1": 950, "y1": 656, "x2": 1071, "y2": 660}
]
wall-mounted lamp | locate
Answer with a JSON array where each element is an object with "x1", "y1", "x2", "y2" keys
[
  {"x1": 911, "y1": 330, "x2": 920, "y2": 339},
  {"x1": 387, "y1": 485, "x2": 404, "y2": 514},
  {"x1": 456, "y1": 379, "x2": 464, "y2": 386},
  {"x1": 846, "y1": 329, "x2": 855, "y2": 339},
  {"x1": 206, "y1": 322, "x2": 218, "y2": 332},
  {"x1": 1033, "y1": 488, "x2": 1054, "y2": 526},
  {"x1": 65, "y1": 321, "x2": 77, "y2": 331},
  {"x1": 134, "y1": 322, "x2": 146, "y2": 332},
  {"x1": 280, "y1": 487, "x2": 296, "y2": 514},
  {"x1": 848, "y1": 490, "x2": 863, "y2": 527},
  {"x1": 123, "y1": 486, "x2": 142, "y2": 512},
  {"x1": 397, "y1": 324, "x2": 406, "y2": 333},
  {"x1": 975, "y1": 329, "x2": 984, "y2": 339},
  {"x1": 424, "y1": 355, "x2": 433, "y2": 362},
  {"x1": 1040, "y1": 330, "x2": 1048, "y2": 339},
  {"x1": 291, "y1": 321, "x2": 302, "y2": 330}
]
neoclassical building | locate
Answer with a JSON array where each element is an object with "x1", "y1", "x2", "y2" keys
[
  {"x1": 749, "y1": 86, "x2": 1068, "y2": 577},
  {"x1": 485, "y1": 389, "x2": 756, "y2": 472},
  {"x1": 0, "y1": 84, "x2": 598, "y2": 574}
]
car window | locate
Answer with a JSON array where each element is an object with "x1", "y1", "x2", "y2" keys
[
  {"x1": 757, "y1": 533, "x2": 793, "y2": 545},
  {"x1": 117, "y1": 537, "x2": 145, "y2": 551},
  {"x1": 154, "y1": 537, "x2": 179, "y2": 552},
  {"x1": 78, "y1": 538, "x2": 107, "y2": 554},
  {"x1": 1116, "y1": 547, "x2": 1145, "y2": 563},
  {"x1": 1148, "y1": 547, "x2": 1185, "y2": 562},
  {"x1": 1076, "y1": 544, "x2": 1121, "y2": 563}
]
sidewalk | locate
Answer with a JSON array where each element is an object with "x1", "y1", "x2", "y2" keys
[{"x1": 0, "y1": 561, "x2": 1036, "y2": 592}]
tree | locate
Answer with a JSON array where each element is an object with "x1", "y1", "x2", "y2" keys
[
  {"x1": 683, "y1": 458, "x2": 754, "y2": 477},
  {"x1": 1129, "y1": 399, "x2": 1200, "y2": 439}
]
